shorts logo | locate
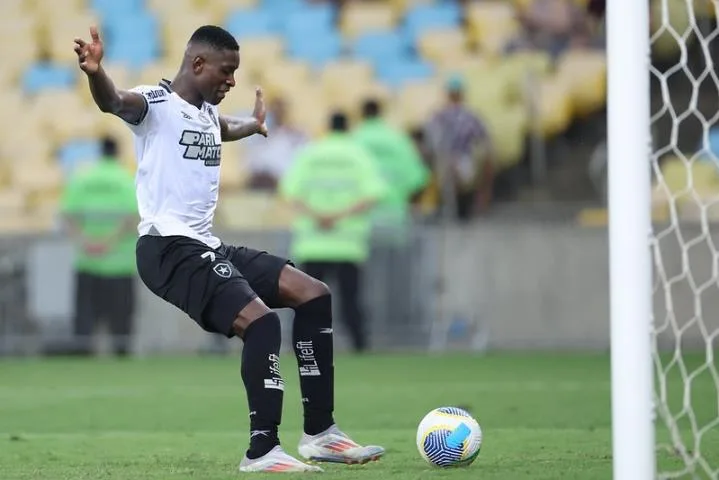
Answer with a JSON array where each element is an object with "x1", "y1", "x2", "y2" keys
[{"x1": 213, "y1": 262, "x2": 232, "y2": 278}]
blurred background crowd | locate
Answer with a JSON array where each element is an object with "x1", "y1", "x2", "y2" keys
[{"x1": 1, "y1": 0, "x2": 717, "y2": 356}]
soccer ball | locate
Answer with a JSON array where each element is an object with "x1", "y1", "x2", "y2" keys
[{"x1": 416, "y1": 407, "x2": 483, "y2": 467}]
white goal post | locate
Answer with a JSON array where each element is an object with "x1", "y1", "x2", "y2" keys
[{"x1": 608, "y1": 0, "x2": 655, "y2": 479}]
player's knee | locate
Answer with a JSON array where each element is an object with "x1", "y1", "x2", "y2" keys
[
  {"x1": 278, "y1": 265, "x2": 331, "y2": 307},
  {"x1": 232, "y1": 297, "x2": 273, "y2": 337}
]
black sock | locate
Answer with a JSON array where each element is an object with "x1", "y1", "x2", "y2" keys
[
  {"x1": 292, "y1": 294, "x2": 335, "y2": 435},
  {"x1": 241, "y1": 312, "x2": 283, "y2": 459}
]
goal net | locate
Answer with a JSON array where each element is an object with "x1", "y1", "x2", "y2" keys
[{"x1": 649, "y1": 0, "x2": 719, "y2": 477}]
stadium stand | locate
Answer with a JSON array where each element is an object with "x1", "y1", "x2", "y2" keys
[{"x1": 2, "y1": 0, "x2": 625, "y2": 234}]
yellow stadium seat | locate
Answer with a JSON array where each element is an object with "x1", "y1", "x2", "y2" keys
[
  {"x1": 340, "y1": 3, "x2": 396, "y2": 38},
  {"x1": 652, "y1": 155, "x2": 719, "y2": 220},
  {"x1": 389, "y1": 0, "x2": 435, "y2": 15},
  {"x1": 319, "y1": 59, "x2": 374, "y2": 97},
  {"x1": 465, "y1": 1, "x2": 520, "y2": 56},
  {"x1": 10, "y1": 160, "x2": 63, "y2": 196},
  {"x1": 0, "y1": 188, "x2": 28, "y2": 211},
  {"x1": 219, "y1": 141, "x2": 250, "y2": 191},
  {"x1": 392, "y1": 79, "x2": 445, "y2": 131},
  {"x1": 135, "y1": 63, "x2": 177, "y2": 87},
  {"x1": 42, "y1": 14, "x2": 101, "y2": 65},
  {"x1": 216, "y1": 191, "x2": 294, "y2": 230},
  {"x1": 480, "y1": 103, "x2": 528, "y2": 170},
  {"x1": 465, "y1": 69, "x2": 516, "y2": 117},
  {"x1": 325, "y1": 79, "x2": 391, "y2": 122},
  {"x1": 196, "y1": 0, "x2": 258, "y2": 19},
  {"x1": 533, "y1": 76, "x2": 574, "y2": 139},
  {"x1": 556, "y1": 49, "x2": 607, "y2": 118},
  {"x1": 259, "y1": 60, "x2": 313, "y2": 99},
  {"x1": 500, "y1": 50, "x2": 553, "y2": 103},
  {"x1": 162, "y1": 12, "x2": 219, "y2": 62},
  {"x1": 237, "y1": 36, "x2": 285, "y2": 77},
  {"x1": 3, "y1": 0, "x2": 28, "y2": 13},
  {"x1": 417, "y1": 28, "x2": 469, "y2": 65}
]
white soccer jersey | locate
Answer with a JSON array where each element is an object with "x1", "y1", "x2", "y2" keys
[{"x1": 125, "y1": 79, "x2": 223, "y2": 248}]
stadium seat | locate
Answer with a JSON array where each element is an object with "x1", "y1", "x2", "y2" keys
[
  {"x1": 353, "y1": 31, "x2": 411, "y2": 66},
  {"x1": 258, "y1": 60, "x2": 312, "y2": 99},
  {"x1": 91, "y1": 0, "x2": 144, "y2": 17},
  {"x1": 465, "y1": 1, "x2": 520, "y2": 56},
  {"x1": 402, "y1": 3, "x2": 463, "y2": 46},
  {"x1": 340, "y1": 3, "x2": 396, "y2": 38},
  {"x1": 480, "y1": 103, "x2": 528, "y2": 171},
  {"x1": 226, "y1": 8, "x2": 277, "y2": 39},
  {"x1": 162, "y1": 12, "x2": 218, "y2": 62},
  {"x1": 533, "y1": 77, "x2": 574, "y2": 139},
  {"x1": 281, "y1": 4, "x2": 336, "y2": 37},
  {"x1": 236, "y1": 36, "x2": 285, "y2": 77},
  {"x1": 260, "y1": 0, "x2": 306, "y2": 15},
  {"x1": 22, "y1": 63, "x2": 76, "y2": 95},
  {"x1": 58, "y1": 139, "x2": 102, "y2": 177},
  {"x1": 319, "y1": 59, "x2": 374, "y2": 98},
  {"x1": 556, "y1": 49, "x2": 607, "y2": 118},
  {"x1": 389, "y1": 0, "x2": 435, "y2": 15},
  {"x1": 392, "y1": 78, "x2": 445, "y2": 130},
  {"x1": 416, "y1": 28, "x2": 469, "y2": 65},
  {"x1": 376, "y1": 59, "x2": 435, "y2": 89},
  {"x1": 286, "y1": 31, "x2": 343, "y2": 68}
]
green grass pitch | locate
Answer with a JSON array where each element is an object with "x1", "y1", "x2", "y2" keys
[{"x1": 1, "y1": 352, "x2": 717, "y2": 479}]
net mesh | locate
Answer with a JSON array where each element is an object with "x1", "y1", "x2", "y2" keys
[{"x1": 650, "y1": 0, "x2": 719, "y2": 477}]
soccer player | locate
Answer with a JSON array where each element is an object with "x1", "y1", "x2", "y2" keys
[{"x1": 73, "y1": 25, "x2": 385, "y2": 473}]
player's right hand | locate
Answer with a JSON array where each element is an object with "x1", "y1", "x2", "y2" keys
[{"x1": 74, "y1": 26, "x2": 104, "y2": 75}]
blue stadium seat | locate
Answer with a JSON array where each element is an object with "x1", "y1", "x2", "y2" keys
[
  {"x1": 58, "y1": 139, "x2": 101, "y2": 177},
  {"x1": 91, "y1": 0, "x2": 144, "y2": 18},
  {"x1": 376, "y1": 59, "x2": 434, "y2": 88},
  {"x1": 353, "y1": 31, "x2": 411, "y2": 65},
  {"x1": 402, "y1": 3, "x2": 463, "y2": 45},
  {"x1": 226, "y1": 9, "x2": 277, "y2": 39},
  {"x1": 281, "y1": 4, "x2": 336, "y2": 37},
  {"x1": 287, "y1": 31, "x2": 342, "y2": 68},
  {"x1": 104, "y1": 13, "x2": 158, "y2": 44},
  {"x1": 260, "y1": 0, "x2": 305, "y2": 15},
  {"x1": 105, "y1": 37, "x2": 159, "y2": 70},
  {"x1": 22, "y1": 63, "x2": 76, "y2": 95}
]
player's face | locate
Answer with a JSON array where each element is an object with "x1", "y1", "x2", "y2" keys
[{"x1": 195, "y1": 49, "x2": 240, "y2": 105}]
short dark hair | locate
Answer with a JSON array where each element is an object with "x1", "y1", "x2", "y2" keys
[
  {"x1": 189, "y1": 25, "x2": 239, "y2": 51},
  {"x1": 362, "y1": 99, "x2": 381, "y2": 119},
  {"x1": 101, "y1": 136, "x2": 118, "y2": 158},
  {"x1": 329, "y1": 112, "x2": 348, "y2": 132}
]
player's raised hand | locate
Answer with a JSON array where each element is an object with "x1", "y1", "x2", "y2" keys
[
  {"x1": 253, "y1": 87, "x2": 268, "y2": 137},
  {"x1": 74, "y1": 26, "x2": 104, "y2": 75}
]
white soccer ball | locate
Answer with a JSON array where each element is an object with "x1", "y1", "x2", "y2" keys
[{"x1": 416, "y1": 407, "x2": 483, "y2": 468}]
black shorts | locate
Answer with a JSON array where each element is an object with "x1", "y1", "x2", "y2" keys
[{"x1": 135, "y1": 235, "x2": 291, "y2": 337}]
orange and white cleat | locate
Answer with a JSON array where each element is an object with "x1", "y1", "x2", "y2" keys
[
  {"x1": 238, "y1": 445, "x2": 323, "y2": 473},
  {"x1": 297, "y1": 425, "x2": 385, "y2": 465}
]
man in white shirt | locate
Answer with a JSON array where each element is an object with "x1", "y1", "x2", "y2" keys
[{"x1": 74, "y1": 25, "x2": 383, "y2": 473}]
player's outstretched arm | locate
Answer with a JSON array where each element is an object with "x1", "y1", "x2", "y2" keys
[
  {"x1": 74, "y1": 26, "x2": 146, "y2": 124},
  {"x1": 219, "y1": 87, "x2": 268, "y2": 141}
]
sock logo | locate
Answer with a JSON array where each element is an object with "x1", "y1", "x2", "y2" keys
[
  {"x1": 263, "y1": 378, "x2": 285, "y2": 391},
  {"x1": 296, "y1": 340, "x2": 321, "y2": 377},
  {"x1": 265, "y1": 354, "x2": 284, "y2": 390}
]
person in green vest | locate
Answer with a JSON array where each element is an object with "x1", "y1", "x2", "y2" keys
[
  {"x1": 352, "y1": 99, "x2": 430, "y2": 330},
  {"x1": 60, "y1": 136, "x2": 138, "y2": 357},
  {"x1": 279, "y1": 112, "x2": 388, "y2": 353},
  {"x1": 353, "y1": 99, "x2": 430, "y2": 236}
]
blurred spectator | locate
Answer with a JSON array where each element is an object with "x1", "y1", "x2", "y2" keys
[
  {"x1": 353, "y1": 99, "x2": 429, "y2": 235},
  {"x1": 353, "y1": 99, "x2": 429, "y2": 331},
  {"x1": 425, "y1": 75, "x2": 494, "y2": 222},
  {"x1": 244, "y1": 97, "x2": 308, "y2": 191},
  {"x1": 59, "y1": 137, "x2": 138, "y2": 356},
  {"x1": 280, "y1": 112, "x2": 387, "y2": 353},
  {"x1": 507, "y1": 0, "x2": 594, "y2": 58}
]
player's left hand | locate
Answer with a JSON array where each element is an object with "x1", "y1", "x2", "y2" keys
[{"x1": 253, "y1": 87, "x2": 268, "y2": 137}]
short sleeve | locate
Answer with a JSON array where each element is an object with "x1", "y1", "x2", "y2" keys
[{"x1": 125, "y1": 84, "x2": 170, "y2": 134}]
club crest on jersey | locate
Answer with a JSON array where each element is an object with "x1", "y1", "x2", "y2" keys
[{"x1": 179, "y1": 130, "x2": 221, "y2": 167}]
